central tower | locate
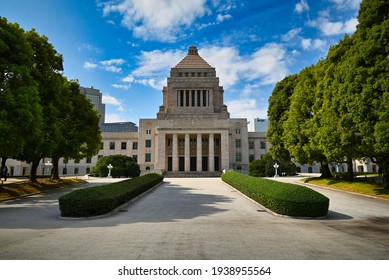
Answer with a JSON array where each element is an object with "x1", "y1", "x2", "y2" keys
[{"x1": 157, "y1": 45, "x2": 229, "y2": 120}]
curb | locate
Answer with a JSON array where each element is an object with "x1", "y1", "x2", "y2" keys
[{"x1": 59, "y1": 181, "x2": 165, "y2": 220}]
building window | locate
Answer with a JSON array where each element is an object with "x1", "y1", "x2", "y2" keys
[
  {"x1": 110, "y1": 142, "x2": 115, "y2": 150},
  {"x1": 121, "y1": 142, "x2": 127, "y2": 149},
  {"x1": 190, "y1": 138, "x2": 196, "y2": 146},
  {"x1": 145, "y1": 153, "x2": 151, "y2": 162},
  {"x1": 167, "y1": 138, "x2": 172, "y2": 147},
  {"x1": 204, "y1": 72, "x2": 208, "y2": 77},
  {"x1": 74, "y1": 168, "x2": 79, "y2": 175},
  {"x1": 145, "y1": 139, "x2": 152, "y2": 148},
  {"x1": 235, "y1": 139, "x2": 241, "y2": 148},
  {"x1": 235, "y1": 153, "x2": 242, "y2": 162},
  {"x1": 249, "y1": 154, "x2": 255, "y2": 162},
  {"x1": 62, "y1": 168, "x2": 67, "y2": 175},
  {"x1": 214, "y1": 138, "x2": 219, "y2": 147},
  {"x1": 86, "y1": 157, "x2": 92, "y2": 164},
  {"x1": 249, "y1": 141, "x2": 254, "y2": 149},
  {"x1": 202, "y1": 90, "x2": 207, "y2": 106},
  {"x1": 86, "y1": 167, "x2": 90, "y2": 174},
  {"x1": 133, "y1": 155, "x2": 138, "y2": 162},
  {"x1": 133, "y1": 142, "x2": 138, "y2": 150},
  {"x1": 235, "y1": 128, "x2": 241, "y2": 134},
  {"x1": 179, "y1": 138, "x2": 185, "y2": 146},
  {"x1": 186, "y1": 90, "x2": 190, "y2": 107},
  {"x1": 146, "y1": 129, "x2": 151, "y2": 134},
  {"x1": 179, "y1": 73, "x2": 182, "y2": 77},
  {"x1": 100, "y1": 142, "x2": 104, "y2": 150},
  {"x1": 202, "y1": 138, "x2": 208, "y2": 146},
  {"x1": 260, "y1": 141, "x2": 266, "y2": 149}
]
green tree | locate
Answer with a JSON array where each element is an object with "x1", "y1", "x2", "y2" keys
[
  {"x1": 17, "y1": 28, "x2": 64, "y2": 183},
  {"x1": 50, "y1": 78, "x2": 101, "y2": 180},
  {"x1": 249, "y1": 153, "x2": 296, "y2": 177},
  {"x1": 0, "y1": 17, "x2": 42, "y2": 173},
  {"x1": 91, "y1": 155, "x2": 140, "y2": 178},
  {"x1": 267, "y1": 74, "x2": 299, "y2": 161}
]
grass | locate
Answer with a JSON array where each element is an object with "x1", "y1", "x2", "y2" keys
[
  {"x1": 0, "y1": 178, "x2": 86, "y2": 201},
  {"x1": 303, "y1": 177, "x2": 389, "y2": 199}
]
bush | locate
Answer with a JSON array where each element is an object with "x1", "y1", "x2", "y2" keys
[
  {"x1": 58, "y1": 173, "x2": 163, "y2": 217},
  {"x1": 249, "y1": 153, "x2": 297, "y2": 177},
  {"x1": 222, "y1": 171, "x2": 329, "y2": 217},
  {"x1": 91, "y1": 155, "x2": 140, "y2": 178}
]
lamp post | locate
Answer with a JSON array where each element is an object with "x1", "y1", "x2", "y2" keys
[
  {"x1": 273, "y1": 163, "x2": 279, "y2": 178},
  {"x1": 107, "y1": 164, "x2": 113, "y2": 178}
]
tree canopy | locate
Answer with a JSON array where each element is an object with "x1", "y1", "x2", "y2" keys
[
  {"x1": 267, "y1": 0, "x2": 389, "y2": 187},
  {"x1": 91, "y1": 155, "x2": 140, "y2": 178},
  {"x1": 0, "y1": 17, "x2": 101, "y2": 182}
]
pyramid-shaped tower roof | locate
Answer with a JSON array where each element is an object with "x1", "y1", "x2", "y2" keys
[{"x1": 174, "y1": 46, "x2": 212, "y2": 68}]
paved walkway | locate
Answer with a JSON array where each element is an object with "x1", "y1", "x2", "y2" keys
[{"x1": 0, "y1": 177, "x2": 388, "y2": 259}]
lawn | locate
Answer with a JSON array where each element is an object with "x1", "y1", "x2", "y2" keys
[
  {"x1": 303, "y1": 177, "x2": 389, "y2": 199},
  {"x1": 0, "y1": 178, "x2": 86, "y2": 201}
]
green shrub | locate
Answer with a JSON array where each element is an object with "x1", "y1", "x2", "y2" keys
[
  {"x1": 90, "y1": 155, "x2": 140, "y2": 178},
  {"x1": 59, "y1": 173, "x2": 163, "y2": 217},
  {"x1": 222, "y1": 171, "x2": 329, "y2": 217}
]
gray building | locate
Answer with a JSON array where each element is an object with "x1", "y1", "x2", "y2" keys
[
  {"x1": 101, "y1": 122, "x2": 138, "y2": 132},
  {"x1": 79, "y1": 86, "x2": 106, "y2": 125},
  {"x1": 254, "y1": 118, "x2": 269, "y2": 133}
]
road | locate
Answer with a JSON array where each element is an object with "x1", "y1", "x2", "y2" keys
[{"x1": 0, "y1": 176, "x2": 388, "y2": 259}]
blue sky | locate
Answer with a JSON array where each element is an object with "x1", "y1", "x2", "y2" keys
[{"x1": 1, "y1": 0, "x2": 361, "y2": 130}]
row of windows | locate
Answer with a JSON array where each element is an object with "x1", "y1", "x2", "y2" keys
[
  {"x1": 62, "y1": 167, "x2": 91, "y2": 175},
  {"x1": 236, "y1": 140, "x2": 266, "y2": 149},
  {"x1": 178, "y1": 72, "x2": 209, "y2": 77},
  {"x1": 167, "y1": 138, "x2": 220, "y2": 147},
  {"x1": 101, "y1": 141, "x2": 144, "y2": 150},
  {"x1": 177, "y1": 90, "x2": 209, "y2": 107},
  {"x1": 63, "y1": 158, "x2": 92, "y2": 164}
]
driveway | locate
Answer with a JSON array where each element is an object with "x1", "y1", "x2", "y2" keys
[{"x1": 0, "y1": 177, "x2": 388, "y2": 259}]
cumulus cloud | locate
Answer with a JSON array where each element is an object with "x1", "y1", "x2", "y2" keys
[
  {"x1": 301, "y1": 38, "x2": 327, "y2": 50},
  {"x1": 120, "y1": 44, "x2": 289, "y2": 91},
  {"x1": 101, "y1": 0, "x2": 208, "y2": 42},
  {"x1": 226, "y1": 98, "x2": 268, "y2": 130},
  {"x1": 102, "y1": 94, "x2": 126, "y2": 112},
  {"x1": 329, "y1": 0, "x2": 361, "y2": 10},
  {"x1": 216, "y1": 13, "x2": 232, "y2": 23},
  {"x1": 83, "y1": 58, "x2": 126, "y2": 73},
  {"x1": 294, "y1": 0, "x2": 309, "y2": 14},
  {"x1": 112, "y1": 84, "x2": 130, "y2": 90},
  {"x1": 308, "y1": 13, "x2": 358, "y2": 36},
  {"x1": 281, "y1": 28, "x2": 302, "y2": 42}
]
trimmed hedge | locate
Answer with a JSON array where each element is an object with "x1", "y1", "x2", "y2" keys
[
  {"x1": 59, "y1": 173, "x2": 163, "y2": 217},
  {"x1": 222, "y1": 171, "x2": 329, "y2": 217}
]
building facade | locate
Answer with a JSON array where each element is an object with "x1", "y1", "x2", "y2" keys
[{"x1": 4, "y1": 46, "x2": 378, "y2": 177}]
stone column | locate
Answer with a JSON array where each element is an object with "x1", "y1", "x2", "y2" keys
[
  {"x1": 209, "y1": 133, "x2": 214, "y2": 172},
  {"x1": 221, "y1": 130, "x2": 229, "y2": 171},
  {"x1": 172, "y1": 134, "x2": 178, "y2": 172},
  {"x1": 185, "y1": 133, "x2": 190, "y2": 172},
  {"x1": 197, "y1": 133, "x2": 202, "y2": 172}
]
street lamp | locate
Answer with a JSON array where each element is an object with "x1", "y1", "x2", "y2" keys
[
  {"x1": 273, "y1": 163, "x2": 279, "y2": 178},
  {"x1": 107, "y1": 164, "x2": 113, "y2": 178}
]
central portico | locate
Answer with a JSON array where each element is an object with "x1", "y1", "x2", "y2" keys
[{"x1": 138, "y1": 46, "x2": 250, "y2": 176}]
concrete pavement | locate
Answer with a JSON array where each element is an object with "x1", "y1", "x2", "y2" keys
[{"x1": 0, "y1": 176, "x2": 388, "y2": 259}]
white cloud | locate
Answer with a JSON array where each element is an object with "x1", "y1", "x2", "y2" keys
[
  {"x1": 308, "y1": 14, "x2": 359, "y2": 36},
  {"x1": 216, "y1": 13, "x2": 232, "y2": 23},
  {"x1": 112, "y1": 84, "x2": 130, "y2": 90},
  {"x1": 329, "y1": 0, "x2": 361, "y2": 10},
  {"x1": 105, "y1": 114, "x2": 126, "y2": 123},
  {"x1": 301, "y1": 38, "x2": 327, "y2": 50},
  {"x1": 226, "y1": 98, "x2": 268, "y2": 131},
  {"x1": 102, "y1": 0, "x2": 208, "y2": 42},
  {"x1": 102, "y1": 94, "x2": 126, "y2": 112},
  {"x1": 83, "y1": 58, "x2": 126, "y2": 73},
  {"x1": 83, "y1": 61, "x2": 98, "y2": 69},
  {"x1": 281, "y1": 28, "x2": 302, "y2": 42},
  {"x1": 121, "y1": 44, "x2": 289, "y2": 91},
  {"x1": 294, "y1": 0, "x2": 309, "y2": 14}
]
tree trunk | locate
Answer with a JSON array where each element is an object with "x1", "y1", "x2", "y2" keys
[
  {"x1": 51, "y1": 156, "x2": 60, "y2": 180},
  {"x1": 29, "y1": 159, "x2": 40, "y2": 183},
  {"x1": 320, "y1": 162, "x2": 332, "y2": 178},
  {"x1": 383, "y1": 158, "x2": 389, "y2": 189},
  {"x1": 346, "y1": 156, "x2": 354, "y2": 181},
  {"x1": 1, "y1": 157, "x2": 7, "y2": 181}
]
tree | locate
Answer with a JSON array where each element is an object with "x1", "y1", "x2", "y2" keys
[
  {"x1": 267, "y1": 74, "x2": 299, "y2": 161},
  {"x1": 249, "y1": 153, "x2": 296, "y2": 177},
  {"x1": 91, "y1": 155, "x2": 140, "y2": 178},
  {"x1": 50, "y1": 78, "x2": 101, "y2": 180},
  {"x1": 0, "y1": 17, "x2": 42, "y2": 174},
  {"x1": 17, "y1": 28, "x2": 64, "y2": 183}
]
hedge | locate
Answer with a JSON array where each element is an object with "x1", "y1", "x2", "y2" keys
[
  {"x1": 222, "y1": 171, "x2": 329, "y2": 217},
  {"x1": 59, "y1": 173, "x2": 163, "y2": 217}
]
